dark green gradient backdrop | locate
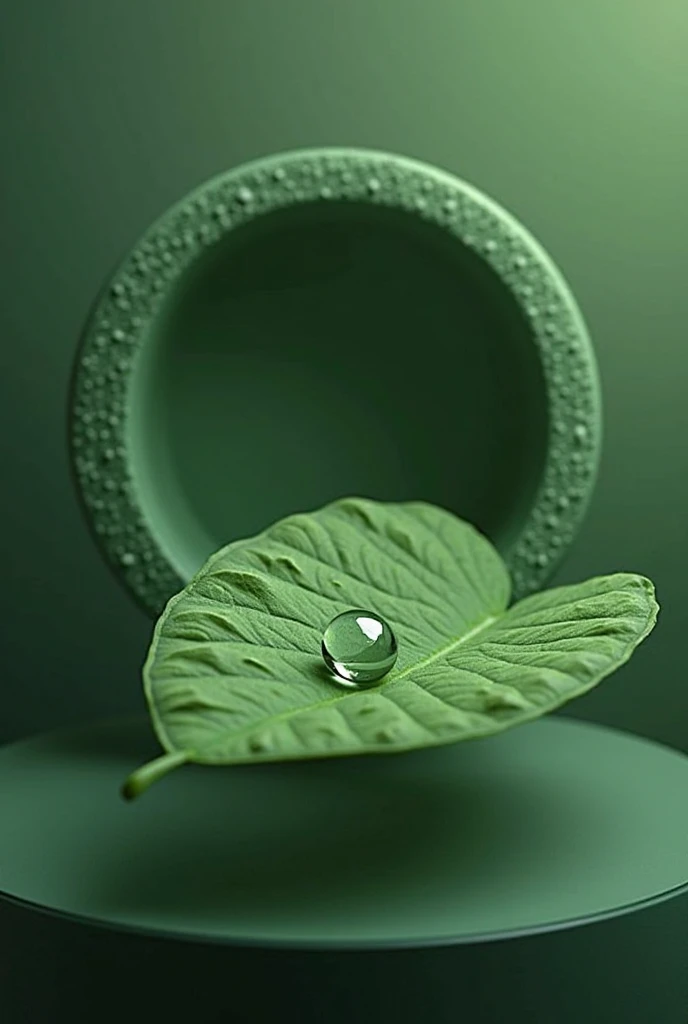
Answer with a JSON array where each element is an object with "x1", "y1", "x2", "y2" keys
[{"x1": 1, "y1": 1, "x2": 686, "y2": 749}]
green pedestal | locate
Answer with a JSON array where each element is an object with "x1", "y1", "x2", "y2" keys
[{"x1": 2, "y1": 715, "x2": 687, "y2": 1023}]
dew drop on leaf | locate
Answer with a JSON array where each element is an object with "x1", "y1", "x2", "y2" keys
[{"x1": 321, "y1": 609, "x2": 398, "y2": 687}]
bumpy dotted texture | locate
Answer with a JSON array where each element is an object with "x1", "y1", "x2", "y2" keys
[{"x1": 68, "y1": 148, "x2": 601, "y2": 618}]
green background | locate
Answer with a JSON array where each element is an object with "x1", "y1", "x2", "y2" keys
[{"x1": 1, "y1": 0, "x2": 686, "y2": 751}]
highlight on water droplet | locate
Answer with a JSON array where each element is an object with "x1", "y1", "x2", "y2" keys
[{"x1": 321, "y1": 609, "x2": 398, "y2": 687}]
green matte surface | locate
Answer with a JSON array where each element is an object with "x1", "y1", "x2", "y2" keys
[
  {"x1": 134, "y1": 190, "x2": 552, "y2": 582},
  {"x1": 2, "y1": 715, "x2": 686, "y2": 946}
]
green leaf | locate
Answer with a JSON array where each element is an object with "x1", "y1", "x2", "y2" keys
[{"x1": 121, "y1": 498, "x2": 658, "y2": 799}]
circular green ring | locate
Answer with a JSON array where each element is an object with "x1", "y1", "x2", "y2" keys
[{"x1": 68, "y1": 147, "x2": 602, "y2": 617}]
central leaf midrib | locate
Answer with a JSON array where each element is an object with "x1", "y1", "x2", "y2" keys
[{"x1": 182, "y1": 611, "x2": 500, "y2": 754}]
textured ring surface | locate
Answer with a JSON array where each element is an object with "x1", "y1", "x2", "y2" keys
[{"x1": 68, "y1": 148, "x2": 601, "y2": 616}]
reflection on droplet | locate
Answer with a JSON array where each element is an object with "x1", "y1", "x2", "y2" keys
[{"x1": 322, "y1": 609, "x2": 398, "y2": 687}]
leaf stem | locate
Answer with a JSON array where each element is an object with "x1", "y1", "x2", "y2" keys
[{"x1": 120, "y1": 749, "x2": 192, "y2": 801}]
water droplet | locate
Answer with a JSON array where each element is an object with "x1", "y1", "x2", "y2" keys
[
  {"x1": 484, "y1": 239, "x2": 498, "y2": 253},
  {"x1": 237, "y1": 186, "x2": 253, "y2": 204},
  {"x1": 272, "y1": 167, "x2": 286, "y2": 182},
  {"x1": 443, "y1": 198, "x2": 458, "y2": 214},
  {"x1": 513, "y1": 254, "x2": 527, "y2": 269},
  {"x1": 322, "y1": 609, "x2": 397, "y2": 686},
  {"x1": 367, "y1": 177, "x2": 380, "y2": 194},
  {"x1": 120, "y1": 552, "x2": 136, "y2": 567},
  {"x1": 573, "y1": 423, "x2": 588, "y2": 444}
]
